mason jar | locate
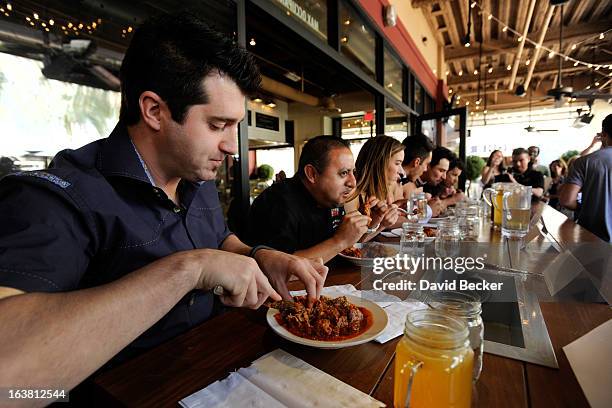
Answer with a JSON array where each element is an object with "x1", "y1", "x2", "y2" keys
[
  {"x1": 457, "y1": 206, "x2": 480, "y2": 240},
  {"x1": 400, "y1": 222, "x2": 425, "y2": 257},
  {"x1": 394, "y1": 309, "x2": 474, "y2": 408},
  {"x1": 435, "y1": 217, "x2": 461, "y2": 258},
  {"x1": 429, "y1": 291, "x2": 484, "y2": 382}
]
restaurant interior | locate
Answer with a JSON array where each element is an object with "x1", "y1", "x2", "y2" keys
[{"x1": 0, "y1": 0, "x2": 611, "y2": 407}]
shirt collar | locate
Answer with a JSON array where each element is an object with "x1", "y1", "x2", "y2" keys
[{"x1": 97, "y1": 123, "x2": 155, "y2": 185}]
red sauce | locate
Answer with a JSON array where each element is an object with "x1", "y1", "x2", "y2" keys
[{"x1": 274, "y1": 306, "x2": 374, "y2": 342}]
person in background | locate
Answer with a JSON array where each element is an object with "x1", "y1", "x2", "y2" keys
[
  {"x1": 421, "y1": 146, "x2": 455, "y2": 216},
  {"x1": 495, "y1": 147, "x2": 544, "y2": 197},
  {"x1": 481, "y1": 150, "x2": 506, "y2": 188},
  {"x1": 546, "y1": 159, "x2": 566, "y2": 210},
  {"x1": 345, "y1": 135, "x2": 401, "y2": 240},
  {"x1": 396, "y1": 134, "x2": 434, "y2": 200},
  {"x1": 560, "y1": 115, "x2": 612, "y2": 243},
  {"x1": 0, "y1": 13, "x2": 327, "y2": 398},
  {"x1": 247, "y1": 136, "x2": 371, "y2": 263},
  {"x1": 428, "y1": 157, "x2": 465, "y2": 207},
  {"x1": 528, "y1": 146, "x2": 551, "y2": 177}
]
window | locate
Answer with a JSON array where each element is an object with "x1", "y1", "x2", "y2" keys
[
  {"x1": 384, "y1": 48, "x2": 403, "y2": 101},
  {"x1": 339, "y1": 1, "x2": 376, "y2": 79}
]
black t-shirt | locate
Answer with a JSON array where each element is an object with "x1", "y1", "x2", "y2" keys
[
  {"x1": 495, "y1": 168, "x2": 544, "y2": 190},
  {"x1": 246, "y1": 177, "x2": 344, "y2": 253}
]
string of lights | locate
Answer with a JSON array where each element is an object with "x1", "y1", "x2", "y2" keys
[
  {"x1": 0, "y1": 2, "x2": 133, "y2": 39},
  {"x1": 466, "y1": 1, "x2": 612, "y2": 74}
]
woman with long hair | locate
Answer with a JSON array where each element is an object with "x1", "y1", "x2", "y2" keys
[
  {"x1": 345, "y1": 135, "x2": 402, "y2": 240},
  {"x1": 547, "y1": 159, "x2": 566, "y2": 210},
  {"x1": 481, "y1": 150, "x2": 506, "y2": 188}
]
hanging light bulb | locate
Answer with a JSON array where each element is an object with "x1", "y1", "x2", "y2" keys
[
  {"x1": 487, "y1": 65, "x2": 493, "y2": 73},
  {"x1": 574, "y1": 61, "x2": 579, "y2": 67},
  {"x1": 595, "y1": 82, "x2": 600, "y2": 86},
  {"x1": 458, "y1": 70, "x2": 463, "y2": 76},
  {"x1": 6, "y1": 3, "x2": 12, "y2": 11},
  {"x1": 571, "y1": 44, "x2": 576, "y2": 50},
  {"x1": 249, "y1": 38, "x2": 256, "y2": 46},
  {"x1": 506, "y1": 65, "x2": 511, "y2": 70},
  {"x1": 548, "y1": 51, "x2": 555, "y2": 59},
  {"x1": 473, "y1": 69, "x2": 478, "y2": 75},
  {"x1": 518, "y1": 36, "x2": 523, "y2": 42},
  {"x1": 525, "y1": 59, "x2": 531, "y2": 66},
  {"x1": 502, "y1": 26, "x2": 508, "y2": 32},
  {"x1": 600, "y1": 33, "x2": 605, "y2": 40}
]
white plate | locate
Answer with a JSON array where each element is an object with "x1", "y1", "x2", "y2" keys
[
  {"x1": 266, "y1": 295, "x2": 388, "y2": 349},
  {"x1": 337, "y1": 243, "x2": 398, "y2": 266}
]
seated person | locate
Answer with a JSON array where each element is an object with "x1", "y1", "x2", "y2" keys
[
  {"x1": 546, "y1": 159, "x2": 566, "y2": 210},
  {"x1": 345, "y1": 135, "x2": 402, "y2": 239},
  {"x1": 422, "y1": 146, "x2": 455, "y2": 216},
  {"x1": 495, "y1": 147, "x2": 544, "y2": 197},
  {"x1": 560, "y1": 115, "x2": 612, "y2": 242},
  {"x1": 395, "y1": 134, "x2": 434, "y2": 201},
  {"x1": 528, "y1": 146, "x2": 550, "y2": 177},
  {"x1": 481, "y1": 149, "x2": 506, "y2": 189},
  {"x1": 0, "y1": 14, "x2": 327, "y2": 398},
  {"x1": 427, "y1": 157, "x2": 465, "y2": 207},
  {"x1": 247, "y1": 136, "x2": 371, "y2": 263}
]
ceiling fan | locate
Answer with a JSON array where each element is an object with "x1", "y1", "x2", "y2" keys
[
  {"x1": 545, "y1": 3, "x2": 610, "y2": 106},
  {"x1": 525, "y1": 90, "x2": 558, "y2": 133}
]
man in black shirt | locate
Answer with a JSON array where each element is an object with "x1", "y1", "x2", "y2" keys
[
  {"x1": 247, "y1": 136, "x2": 372, "y2": 263},
  {"x1": 495, "y1": 147, "x2": 544, "y2": 197}
]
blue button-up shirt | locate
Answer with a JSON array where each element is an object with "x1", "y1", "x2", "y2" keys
[{"x1": 0, "y1": 124, "x2": 232, "y2": 358}]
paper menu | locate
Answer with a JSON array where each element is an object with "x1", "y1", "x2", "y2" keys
[
  {"x1": 179, "y1": 349, "x2": 385, "y2": 408},
  {"x1": 563, "y1": 318, "x2": 612, "y2": 408}
]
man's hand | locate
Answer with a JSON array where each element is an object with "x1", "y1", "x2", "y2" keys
[
  {"x1": 379, "y1": 204, "x2": 400, "y2": 229},
  {"x1": 334, "y1": 211, "x2": 370, "y2": 248},
  {"x1": 254, "y1": 250, "x2": 328, "y2": 305},
  {"x1": 428, "y1": 197, "x2": 444, "y2": 217},
  {"x1": 190, "y1": 249, "x2": 281, "y2": 309},
  {"x1": 507, "y1": 173, "x2": 518, "y2": 183}
]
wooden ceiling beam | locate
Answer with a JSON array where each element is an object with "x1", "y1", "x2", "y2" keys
[
  {"x1": 482, "y1": 0, "x2": 491, "y2": 42},
  {"x1": 523, "y1": 5, "x2": 555, "y2": 90},
  {"x1": 411, "y1": 0, "x2": 450, "y2": 8},
  {"x1": 509, "y1": 0, "x2": 537, "y2": 89}
]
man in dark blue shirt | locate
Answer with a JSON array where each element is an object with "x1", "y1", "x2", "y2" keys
[{"x1": 0, "y1": 13, "x2": 326, "y2": 395}]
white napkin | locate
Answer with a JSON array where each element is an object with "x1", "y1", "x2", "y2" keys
[
  {"x1": 179, "y1": 349, "x2": 385, "y2": 408},
  {"x1": 290, "y1": 285, "x2": 427, "y2": 343},
  {"x1": 178, "y1": 372, "x2": 284, "y2": 408}
]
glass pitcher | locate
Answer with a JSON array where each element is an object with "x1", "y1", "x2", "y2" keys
[
  {"x1": 394, "y1": 309, "x2": 474, "y2": 408},
  {"x1": 482, "y1": 182, "x2": 519, "y2": 229},
  {"x1": 501, "y1": 185, "x2": 532, "y2": 238}
]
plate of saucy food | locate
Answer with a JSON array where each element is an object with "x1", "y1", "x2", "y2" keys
[
  {"x1": 338, "y1": 242, "x2": 399, "y2": 266},
  {"x1": 266, "y1": 295, "x2": 388, "y2": 349}
]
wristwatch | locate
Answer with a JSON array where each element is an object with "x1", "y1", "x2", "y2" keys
[
  {"x1": 213, "y1": 245, "x2": 276, "y2": 296},
  {"x1": 248, "y1": 245, "x2": 275, "y2": 258}
]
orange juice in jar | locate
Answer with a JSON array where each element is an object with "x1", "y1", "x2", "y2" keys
[{"x1": 394, "y1": 310, "x2": 474, "y2": 408}]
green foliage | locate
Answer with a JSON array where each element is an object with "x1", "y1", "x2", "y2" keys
[
  {"x1": 257, "y1": 164, "x2": 274, "y2": 181},
  {"x1": 465, "y1": 155, "x2": 485, "y2": 181},
  {"x1": 561, "y1": 150, "x2": 579, "y2": 163}
]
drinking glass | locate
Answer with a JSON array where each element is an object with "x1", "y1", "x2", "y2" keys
[
  {"x1": 502, "y1": 185, "x2": 532, "y2": 238},
  {"x1": 400, "y1": 222, "x2": 425, "y2": 257},
  {"x1": 435, "y1": 218, "x2": 461, "y2": 258},
  {"x1": 394, "y1": 310, "x2": 473, "y2": 408}
]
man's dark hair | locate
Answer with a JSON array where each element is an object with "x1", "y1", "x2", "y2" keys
[
  {"x1": 449, "y1": 157, "x2": 464, "y2": 171},
  {"x1": 512, "y1": 147, "x2": 529, "y2": 157},
  {"x1": 402, "y1": 134, "x2": 435, "y2": 165},
  {"x1": 298, "y1": 136, "x2": 351, "y2": 177},
  {"x1": 119, "y1": 12, "x2": 261, "y2": 125},
  {"x1": 430, "y1": 146, "x2": 455, "y2": 167},
  {"x1": 603, "y1": 113, "x2": 612, "y2": 137}
]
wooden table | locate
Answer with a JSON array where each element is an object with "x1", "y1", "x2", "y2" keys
[{"x1": 93, "y1": 205, "x2": 611, "y2": 407}]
